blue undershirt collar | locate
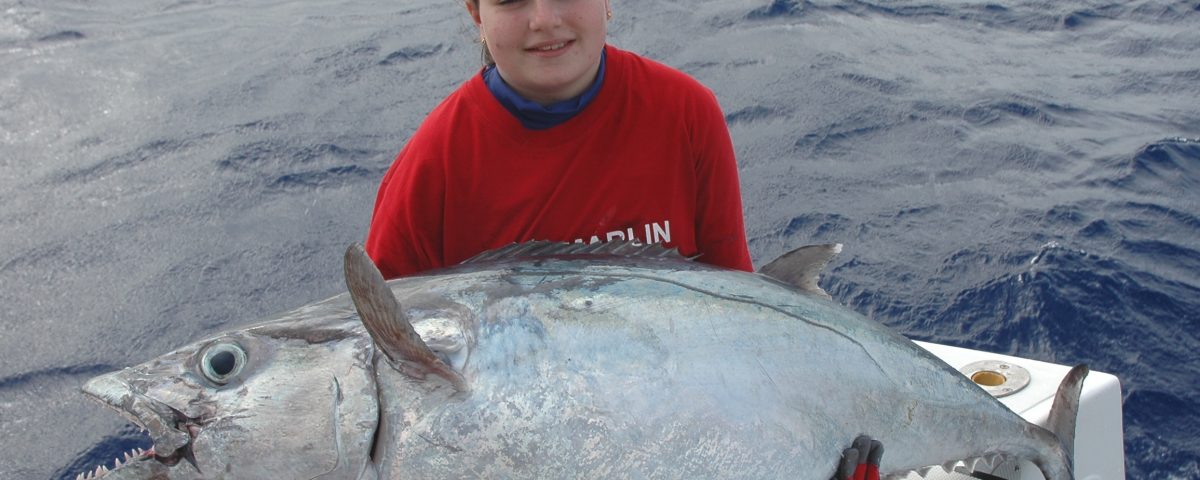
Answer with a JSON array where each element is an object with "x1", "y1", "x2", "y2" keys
[{"x1": 483, "y1": 47, "x2": 607, "y2": 130}]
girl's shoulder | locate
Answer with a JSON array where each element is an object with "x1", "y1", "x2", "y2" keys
[
  {"x1": 606, "y1": 46, "x2": 721, "y2": 114},
  {"x1": 407, "y1": 74, "x2": 509, "y2": 146},
  {"x1": 609, "y1": 46, "x2": 709, "y2": 91}
]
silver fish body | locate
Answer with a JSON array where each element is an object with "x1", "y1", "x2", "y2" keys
[{"x1": 80, "y1": 243, "x2": 1082, "y2": 479}]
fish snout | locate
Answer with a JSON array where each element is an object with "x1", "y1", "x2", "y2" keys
[
  {"x1": 82, "y1": 371, "x2": 193, "y2": 460},
  {"x1": 81, "y1": 371, "x2": 130, "y2": 404}
]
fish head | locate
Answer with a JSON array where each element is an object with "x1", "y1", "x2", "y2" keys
[{"x1": 80, "y1": 314, "x2": 379, "y2": 479}]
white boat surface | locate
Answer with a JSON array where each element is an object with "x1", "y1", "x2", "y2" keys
[{"x1": 910, "y1": 341, "x2": 1125, "y2": 480}]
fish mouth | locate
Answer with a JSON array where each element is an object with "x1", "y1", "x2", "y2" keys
[
  {"x1": 79, "y1": 373, "x2": 203, "y2": 477},
  {"x1": 73, "y1": 447, "x2": 155, "y2": 480}
]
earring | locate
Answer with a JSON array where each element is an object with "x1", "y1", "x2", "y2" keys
[{"x1": 607, "y1": 10, "x2": 612, "y2": 20}]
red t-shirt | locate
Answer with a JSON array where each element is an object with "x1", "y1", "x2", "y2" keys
[{"x1": 365, "y1": 46, "x2": 752, "y2": 278}]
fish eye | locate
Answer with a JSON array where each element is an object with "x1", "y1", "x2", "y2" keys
[{"x1": 200, "y1": 343, "x2": 247, "y2": 385}]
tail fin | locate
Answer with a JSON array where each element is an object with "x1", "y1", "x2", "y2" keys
[
  {"x1": 1028, "y1": 364, "x2": 1089, "y2": 480},
  {"x1": 1048, "y1": 364, "x2": 1090, "y2": 469},
  {"x1": 1032, "y1": 364, "x2": 1089, "y2": 480}
]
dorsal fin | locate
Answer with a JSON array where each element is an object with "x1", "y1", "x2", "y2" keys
[
  {"x1": 343, "y1": 244, "x2": 466, "y2": 391},
  {"x1": 462, "y1": 241, "x2": 684, "y2": 264},
  {"x1": 757, "y1": 244, "x2": 842, "y2": 299}
]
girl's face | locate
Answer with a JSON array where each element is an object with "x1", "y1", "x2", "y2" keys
[{"x1": 467, "y1": 0, "x2": 609, "y2": 105}]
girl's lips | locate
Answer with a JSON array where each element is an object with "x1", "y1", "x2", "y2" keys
[{"x1": 526, "y1": 39, "x2": 574, "y2": 57}]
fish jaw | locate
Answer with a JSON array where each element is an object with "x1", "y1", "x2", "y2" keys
[
  {"x1": 80, "y1": 369, "x2": 204, "y2": 478},
  {"x1": 71, "y1": 447, "x2": 191, "y2": 480}
]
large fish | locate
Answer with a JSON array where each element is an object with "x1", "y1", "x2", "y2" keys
[{"x1": 77, "y1": 242, "x2": 1086, "y2": 479}]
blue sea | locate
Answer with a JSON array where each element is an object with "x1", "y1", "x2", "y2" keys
[{"x1": 1, "y1": 0, "x2": 1196, "y2": 478}]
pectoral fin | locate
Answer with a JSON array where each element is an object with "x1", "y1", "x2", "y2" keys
[{"x1": 343, "y1": 244, "x2": 465, "y2": 391}]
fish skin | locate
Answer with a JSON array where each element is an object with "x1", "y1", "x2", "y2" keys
[{"x1": 80, "y1": 242, "x2": 1079, "y2": 479}]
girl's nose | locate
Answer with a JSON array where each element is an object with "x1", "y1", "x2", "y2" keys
[{"x1": 528, "y1": 0, "x2": 563, "y2": 30}]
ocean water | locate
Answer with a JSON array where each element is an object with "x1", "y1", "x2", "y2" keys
[{"x1": 1, "y1": 0, "x2": 1197, "y2": 478}]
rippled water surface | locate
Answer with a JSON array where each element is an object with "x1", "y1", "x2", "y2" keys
[{"x1": 2, "y1": 0, "x2": 1198, "y2": 478}]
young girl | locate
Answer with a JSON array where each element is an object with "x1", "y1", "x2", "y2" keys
[
  {"x1": 365, "y1": 0, "x2": 752, "y2": 278},
  {"x1": 364, "y1": 4, "x2": 885, "y2": 475}
]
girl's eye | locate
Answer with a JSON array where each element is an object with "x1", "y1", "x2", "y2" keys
[{"x1": 200, "y1": 343, "x2": 247, "y2": 385}]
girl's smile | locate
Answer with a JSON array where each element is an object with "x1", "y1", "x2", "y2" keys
[{"x1": 468, "y1": 0, "x2": 610, "y2": 105}]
